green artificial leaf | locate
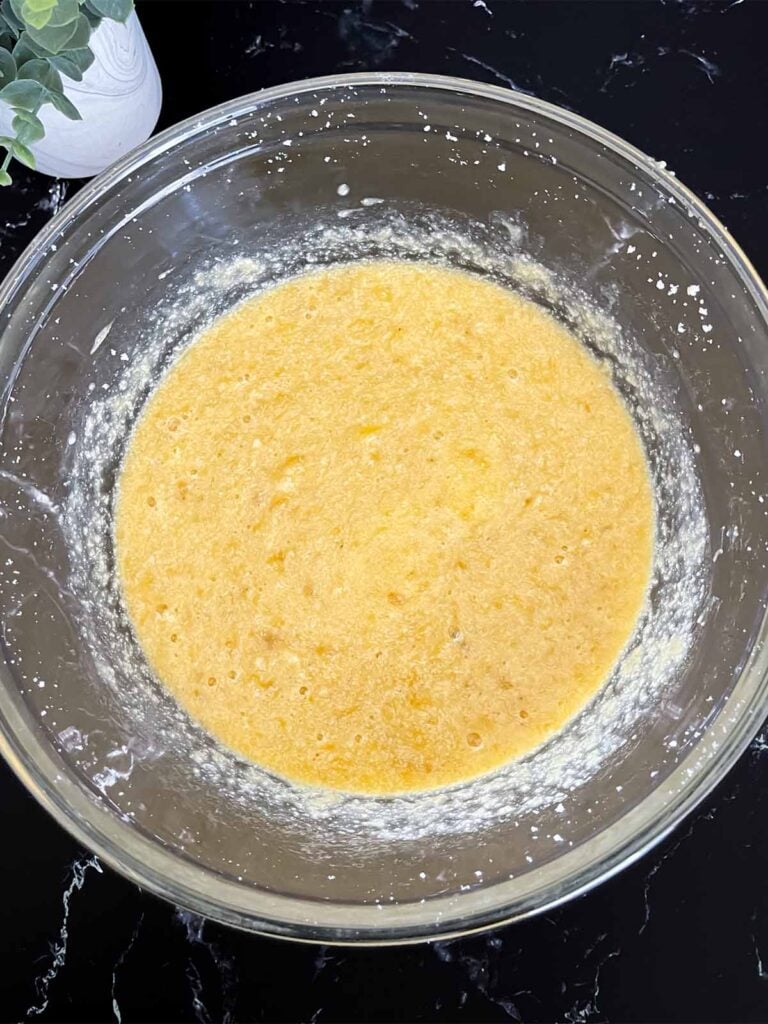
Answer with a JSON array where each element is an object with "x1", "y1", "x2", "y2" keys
[
  {"x1": 11, "y1": 136, "x2": 35, "y2": 167},
  {"x1": 18, "y1": 0, "x2": 56, "y2": 13},
  {"x1": 64, "y1": 43, "x2": 92, "y2": 71},
  {"x1": 11, "y1": 0, "x2": 56, "y2": 30},
  {"x1": 60, "y1": 10, "x2": 87, "y2": 47},
  {"x1": 24, "y1": 17, "x2": 78, "y2": 52},
  {"x1": 18, "y1": 3, "x2": 54, "y2": 29},
  {"x1": 41, "y1": 0, "x2": 78, "y2": 27},
  {"x1": 12, "y1": 16, "x2": 87, "y2": 57},
  {"x1": 47, "y1": 83, "x2": 78, "y2": 117},
  {"x1": 0, "y1": 12, "x2": 15, "y2": 42},
  {"x1": 20, "y1": 7, "x2": 50, "y2": 27},
  {"x1": 0, "y1": 168, "x2": 12, "y2": 185},
  {"x1": 11, "y1": 34, "x2": 36, "y2": 61},
  {"x1": 12, "y1": 108, "x2": 43, "y2": 141},
  {"x1": 14, "y1": 55, "x2": 61, "y2": 91},
  {"x1": 85, "y1": 0, "x2": 131, "y2": 22},
  {"x1": 0, "y1": 45, "x2": 16, "y2": 81},
  {"x1": 80, "y1": 4, "x2": 100, "y2": 30},
  {"x1": 47, "y1": 42, "x2": 93, "y2": 79},
  {"x1": 14, "y1": 27, "x2": 55, "y2": 56},
  {"x1": 1, "y1": 0, "x2": 23, "y2": 36},
  {"x1": 0, "y1": 75, "x2": 43, "y2": 108},
  {"x1": 11, "y1": 1, "x2": 47, "y2": 31},
  {"x1": 0, "y1": 133, "x2": 14, "y2": 145},
  {"x1": 47, "y1": 49, "x2": 79, "y2": 79}
]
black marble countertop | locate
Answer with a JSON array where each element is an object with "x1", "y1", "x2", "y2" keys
[{"x1": 2, "y1": 2, "x2": 768, "y2": 1021}]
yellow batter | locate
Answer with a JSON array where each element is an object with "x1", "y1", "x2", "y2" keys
[{"x1": 115, "y1": 261, "x2": 653, "y2": 794}]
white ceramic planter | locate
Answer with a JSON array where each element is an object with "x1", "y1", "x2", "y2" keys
[{"x1": 0, "y1": 11, "x2": 162, "y2": 179}]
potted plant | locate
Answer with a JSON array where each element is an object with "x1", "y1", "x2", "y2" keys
[{"x1": 0, "y1": 0, "x2": 161, "y2": 183}]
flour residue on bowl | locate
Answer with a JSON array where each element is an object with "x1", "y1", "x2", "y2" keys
[{"x1": 62, "y1": 206, "x2": 708, "y2": 846}]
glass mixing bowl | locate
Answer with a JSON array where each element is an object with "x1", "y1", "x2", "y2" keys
[{"x1": 1, "y1": 73, "x2": 767, "y2": 944}]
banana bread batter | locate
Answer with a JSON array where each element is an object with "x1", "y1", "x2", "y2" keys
[{"x1": 115, "y1": 261, "x2": 653, "y2": 794}]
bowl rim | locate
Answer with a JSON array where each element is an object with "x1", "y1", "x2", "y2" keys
[{"x1": 1, "y1": 70, "x2": 768, "y2": 945}]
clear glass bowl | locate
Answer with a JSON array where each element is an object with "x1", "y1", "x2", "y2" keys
[{"x1": 1, "y1": 73, "x2": 767, "y2": 944}]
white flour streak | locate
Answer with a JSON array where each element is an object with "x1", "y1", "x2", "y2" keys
[{"x1": 90, "y1": 321, "x2": 114, "y2": 355}]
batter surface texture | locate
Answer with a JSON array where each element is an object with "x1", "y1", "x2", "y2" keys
[{"x1": 115, "y1": 261, "x2": 653, "y2": 794}]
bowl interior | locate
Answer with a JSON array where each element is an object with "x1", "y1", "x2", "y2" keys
[{"x1": 1, "y1": 75, "x2": 767, "y2": 941}]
